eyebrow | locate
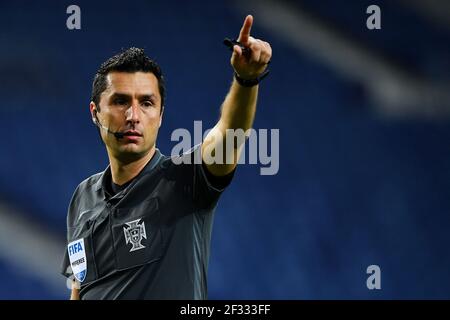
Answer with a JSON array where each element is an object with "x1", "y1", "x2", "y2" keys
[
  {"x1": 109, "y1": 93, "x2": 157, "y2": 101},
  {"x1": 110, "y1": 93, "x2": 131, "y2": 101},
  {"x1": 139, "y1": 94, "x2": 157, "y2": 101}
]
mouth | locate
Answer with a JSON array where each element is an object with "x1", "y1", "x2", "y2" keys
[{"x1": 122, "y1": 130, "x2": 143, "y2": 137}]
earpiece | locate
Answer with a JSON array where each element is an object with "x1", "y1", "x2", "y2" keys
[{"x1": 92, "y1": 108, "x2": 98, "y2": 124}]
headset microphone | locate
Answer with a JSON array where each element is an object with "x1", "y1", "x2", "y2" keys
[{"x1": 92, "y1": 110, "x2": 125, "y2": 139}]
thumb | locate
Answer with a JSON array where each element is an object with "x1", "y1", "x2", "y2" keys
[
  {"x1": 233, "y1": 45, "x2": 242, "y2": 57},
  {"x1": 231, "y1": 45, "x2": 242, "y2": 65}
]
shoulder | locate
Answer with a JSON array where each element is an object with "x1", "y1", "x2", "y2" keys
[
  {"x1": 66, "y1": 171, "x2": 103, "y2": 227},
  {"x1": 72, "y1": 172, "x2": 103, "y2": 200},
  {"x1": 160, "y1": 144, "x2": 201, "y2": 168},
  {"x1": 157, "y1": 145, "x2": 201, "y2": 181}
]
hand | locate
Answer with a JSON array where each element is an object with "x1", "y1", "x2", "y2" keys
[{"x1": 230, "y1": 15, "x2": 272, "y2": 80}]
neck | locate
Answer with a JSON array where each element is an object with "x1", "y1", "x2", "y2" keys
[{"x1": 108, "y1": 146, "x2": 156, "y2": 186}]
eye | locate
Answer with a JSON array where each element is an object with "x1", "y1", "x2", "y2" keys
[
  {"x1": 113, "y1": 98, "x2": 128, "y2": 105},
  {"x1": 142, "y1": 100, "x2": 154, "y2": 107}
]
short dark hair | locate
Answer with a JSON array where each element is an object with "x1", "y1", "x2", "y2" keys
[{"x1": 91, "y1": 47, "x2": 166, "y2": 111}]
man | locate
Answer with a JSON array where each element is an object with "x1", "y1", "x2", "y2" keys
[{"x1": 61, "y1": 15, "x2": 272, "y2": 299}]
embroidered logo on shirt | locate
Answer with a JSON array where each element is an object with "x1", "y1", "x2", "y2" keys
[{"x1": 123, "y1": 218, "x2": 147, "y2": 252}]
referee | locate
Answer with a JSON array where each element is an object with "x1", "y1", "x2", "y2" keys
[{"x1": 61, "y1": 15, "x2": 272, "y2": 300}]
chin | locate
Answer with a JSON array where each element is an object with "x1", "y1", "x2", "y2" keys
[
  {"x1": 120, "y1": 142, "x2": 154, "y2": 156},
  {"x1": 119, "y1": 144, "x2": 144, "y2": 154}
]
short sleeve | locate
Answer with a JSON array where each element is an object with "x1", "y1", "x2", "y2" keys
[
  {"x1": 60, "y1": 245, "x2": 73, "y2": 279},
  {"x1": 169, "y1": 143, "x2": 236, "y2": 210},
  {"x1": 60, "y1": 187, "x2": 79, "y2": 279}
]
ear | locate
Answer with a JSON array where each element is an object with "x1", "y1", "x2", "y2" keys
[{"x1": 89, "y1": 102, "x2": 97, "y2": 121}]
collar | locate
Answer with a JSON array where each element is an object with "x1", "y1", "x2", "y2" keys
[{"x1": 94, "y1": 148, "x2": 163, "y2": 196}]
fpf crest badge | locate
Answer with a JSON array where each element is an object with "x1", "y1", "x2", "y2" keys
[{"x1": 123, "y1": 218, "x2": 147, "y2": 252}]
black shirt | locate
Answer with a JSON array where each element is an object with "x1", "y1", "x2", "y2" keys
[
  {"x1": 60, "y1": 145, "x2": 234, "y2": 299},
  {"x1": 109, "y1": 179, "x2": 134, "y2": 196}
]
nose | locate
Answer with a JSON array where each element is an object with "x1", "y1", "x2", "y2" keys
[{"x1": 125, "y1": 104, "x2": 140, "y2": 124}]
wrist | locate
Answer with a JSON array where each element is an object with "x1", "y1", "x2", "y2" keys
[{"x1": 234, "y1": 70, "x2": 270, "y2": 87}]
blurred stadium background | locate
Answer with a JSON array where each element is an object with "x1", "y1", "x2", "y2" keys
[{"x1": 1, "y1": 0, "x2": 450, "y2": 299}]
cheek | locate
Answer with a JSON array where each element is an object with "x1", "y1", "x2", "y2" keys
[
  {"x1": 104, "y1": 111, "x2": 121, "y2": 127},
  {"x1": 144, "y1": 114, "x2": 162, "y2": 133}
]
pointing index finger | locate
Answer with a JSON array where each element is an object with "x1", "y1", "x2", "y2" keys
[{"x1": 237, "y1": 15, "x2": 253, "y2": 45}]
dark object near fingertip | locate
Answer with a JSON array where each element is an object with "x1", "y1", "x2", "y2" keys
[{"x1": 223, "y1": 38, "x2": 250, "y2": 56}]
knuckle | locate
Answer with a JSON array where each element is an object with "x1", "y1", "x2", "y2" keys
[
  {"x1": 260, "y1": 52, "x2": 268, "y2": 62},
  {"x1": 250, "y1": 42, "x2": 262, "y2": 51}
]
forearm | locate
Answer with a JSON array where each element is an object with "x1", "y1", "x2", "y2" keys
[
  {"x1": 202, "y1": 79, "x2": 258, "y2": 176},
  {"x1": 217, "y1": 78, "x2": 258, "y2": 133}
]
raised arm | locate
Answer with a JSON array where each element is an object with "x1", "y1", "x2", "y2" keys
[{"x1": 202, "y1": 15, "x2": 272, "y2": 176}]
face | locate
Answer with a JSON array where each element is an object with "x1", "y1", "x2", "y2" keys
[{"x1": 90, "y1": 72, "x2": 163, "y2": 162}]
